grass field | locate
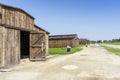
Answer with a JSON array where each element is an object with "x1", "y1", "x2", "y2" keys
[
  {"x1": 104, "y1": 41, "x2": 120, "y2": 45},
  {"x1": 101, "y1": 45, "x2": 120, "y2": 56},
  {"x1": 49, "y1": 45, "x2": 84, "y2": 55}
]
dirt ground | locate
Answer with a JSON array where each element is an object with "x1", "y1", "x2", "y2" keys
[{"x1": 1, "y1": 44, "x2": 120, "y2": 80}]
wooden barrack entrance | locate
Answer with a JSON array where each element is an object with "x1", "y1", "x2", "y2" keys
[{"x1": 30, "y1": 32, "x2": 46, "y2": 61}]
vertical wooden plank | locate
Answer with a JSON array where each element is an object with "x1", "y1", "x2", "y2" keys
[
  {"x1": 29, "y1": 17, "x2": 32, "y2": 30},
  {"x1": 15, "y1": 10, "x2": 19, "y2": 27},
  {"x1": 2, "y1": 27, "x2": 5, "y2": 67},
  {"x1": 16, "y1": 10, "x2": 19, "y2": 27},
  {"x1": 51, "y1": 40, "x2": 53, "y2": 48},
  {"x1": 8, "y1": 8, "x2": 10, "y2": 25},
  {"x1": 23, "y1": 13, "x2": 25, "y2": 28},
  {"x1": 32, "y1": 19, "x2": 34, "y2": 30},
  {"x1": 24, "y1": 13, "x2": 26, "y2": 29},
  {"x1": 28, "y1": 17, "x2": 30, "y2": 30},
  {"x1": 25, "y1": 15, "x2": 28, "y2": 29},
  {"x1": 3, "y1": 27, "x2": 7, "y2": 66},
  {"x1": 45, "y1": 34, "x2": 49, "y2": 56},
  {"x1": 20, "y1": 12, "x2": 23, "y2": 28},
  {"x1": 7, "y1": 28, "x2": 11, "y2": 66},
  {"x1": 12, "y1": 9, "x2": 15, "y2": 27},
  {"x1": 19, "y1": 11, "x2": 22, "y2": 28},
  {"x1": 17, "y1": 10, "x2": 20, "y2": 27},
  {"x1": 30, "y1": 18, "x2": 31, "y2": 30},
  {"x1": 6, "y1": 8, "x2": 10, "y2": 25},
  {"x1": 14, "y1": 10, "x2": 17, "y2": 27},
  {"x1": 11, "y1": 29, "x2": 15, "y2": 65},
  {"x1": 9, "y1": 9, "x2": 12, "y2": 26},
  {"x1": 26, "y1": 16, "x2": 28, "y2": 29},
  {"x1": 31, "y1": 18, "x2": 33, "y2": 30},
  {"x1": 9, "y1": 28, "x2": 12, "y2": 65},
  {"x1": 30, "y1": 33, "x2": 32, "y2": 59},
  {"x1": 14, "y1": 30, "x2": 20, "y2": 64},
  {"x1": 57, "y1": 40, "x2": 58, "y2": 48},
  {"x1": 50, "y1": 40, "x2": 52, "y2": 48},
  {"x1": 2, "y1": 7, "x2": 5, "y2": 24},
  {"x1": 0, "y1": 26, "x2": 2, "y2": 66},
  {"x1": 30, "y1": 19, "x2": 32, "y2": 30},
  {"x1": 0, "y1": 26, "x2": 3, "y2": 67},
  {"x1": 21, "y1": 12, "x2": 24, "y2": 28},
  {"x1": 10, "y1": 9, "x2": 15, "y2": 26},
  {"x1": 17, "y1": 30, "x2": 20, "y2": 64},
  {"x1": 23, "y1": 12, "x2": 25, "y2": 28},
  {"x1": 14, "y1": 30, "x2": 17, "y2": 64},
  {"x1": 35, "y1": 27, "x2": 37, "y2": 32}
]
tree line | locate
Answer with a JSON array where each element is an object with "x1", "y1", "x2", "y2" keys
[{"x1": 91, "y1": 38, "x2": 120, "y2": 43}]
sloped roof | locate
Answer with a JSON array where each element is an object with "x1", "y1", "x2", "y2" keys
[
  {"x1": 79, "y1": 38, "x2": 90, "y2": 42},
  {"x1": 34, "y1": 25, "x2": 50, "y2": 34},
  {"x1": 49, "y1": 34, "x2": 77, "y2": 40},
  {"x1": 0, "y1": 3, "x2": 34, "y2": 19}
]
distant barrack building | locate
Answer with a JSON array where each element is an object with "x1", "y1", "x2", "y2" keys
[
  {"x1": 0, "y1": 3, "x2": 49, "y2": 68},
  {"x1": 79, "y1": 38, "x2": 90, "y2": 44},
  {"x1": 49, "y1": 34, "x2": 79, "y2": 48}
]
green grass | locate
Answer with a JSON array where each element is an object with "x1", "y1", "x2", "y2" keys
[
  {"x1": 49, "y1": 45, "x2": 83, "y2": 55},
  {"x1": 101, "y1": 45, "x2": 120, "y2": 56},
  {"x1": 104, "y1": 41, "x2": 120, "y2": 45}
]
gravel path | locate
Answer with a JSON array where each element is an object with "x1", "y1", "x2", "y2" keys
[{"x1": 0, "y1": 44, "x2": 120, "y2": 80}]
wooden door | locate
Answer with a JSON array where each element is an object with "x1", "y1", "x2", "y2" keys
[{"x1": 30, "y1": 33, "x2": 46, "y2": 61}]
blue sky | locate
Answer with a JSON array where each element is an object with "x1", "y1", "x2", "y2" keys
[{"x1": 0, "y1": 0, "x2": 120, "y2": 40}]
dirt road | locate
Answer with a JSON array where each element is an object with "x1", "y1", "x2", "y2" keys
[{"x1": 1, "y1": 44, "x2": 120, "y2": 80}]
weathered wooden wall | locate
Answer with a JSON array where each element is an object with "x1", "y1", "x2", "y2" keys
[
  {"x1": 0, "y1": 26, "x2": 20, "y2": 67},
  {"x1": 1, "y1": 6, "x2": 34, "y2": 31},
  {"x1": 49, "y1": 35, "x2": 79, "y2": 48},
  {"x1": 49, "y1": 39, "x2": 72, "y2": 48},
  {"x1": 71, "y1": 36, "x2": 79, "y2": 48}
]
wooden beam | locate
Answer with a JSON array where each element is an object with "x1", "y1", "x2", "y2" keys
[
  {"x1": 31, "y1": 45, "x2": 42, "y2": 48},
  {"x1": 30, "y1": 30, "x2": 45, "y2": 34},
  {"x1": 0, "y1": 23, "x2": 30, "y2": 32}
]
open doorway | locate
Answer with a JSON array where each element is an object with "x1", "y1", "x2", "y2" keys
[{"x1": 20, "y1": 31, "x2": 30, "y2": 59}]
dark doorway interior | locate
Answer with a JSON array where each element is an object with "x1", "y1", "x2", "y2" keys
[{"x1": 20, "y1": 31, "x2": 30, "y2": 59}]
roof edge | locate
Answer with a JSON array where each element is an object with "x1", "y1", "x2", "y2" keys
[
  {"x1": 34, "y1": 24, "x2": 50, "y2": 34},
  {"x1": 0, "y1": 3, "x2": 35, "y2": 19},
  {"x1": 49, "y1": 34, "x2": 78, "y2": 40},
  {"x1": 49, "y1": 34, "x2": 77, "y2": 37}
]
